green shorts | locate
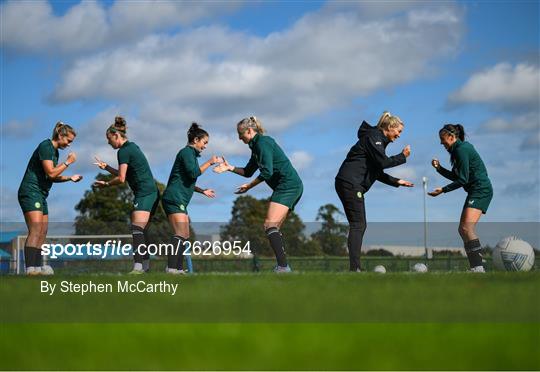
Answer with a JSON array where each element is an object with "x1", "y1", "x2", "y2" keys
[
  {"x1": 464, "y1": 192, "x2": 493, "y2": 214},
  {"x1": 270, "y1": 184, "x2": 303, "y2": 210},
  {"x1": 161, "y1": 198, "x2": 188, "y2": 216},
  {"x1": 134, "y1": 191, "x2": 160, "y2": 215},
  {"x1": 18, "y1": 192, "x2": 48, "y2": 215}
]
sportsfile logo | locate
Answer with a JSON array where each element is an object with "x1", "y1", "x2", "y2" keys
[
  {"x1": 40, "y1": 240, "x2": 187, "y2": 259},
  {"x1": 40, "y1": 239, "x2": 251, "y2": 259}
]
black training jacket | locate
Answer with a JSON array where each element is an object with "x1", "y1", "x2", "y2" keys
[{"x1": 335, "y1": 121, "x2": 406, "y2": 193}]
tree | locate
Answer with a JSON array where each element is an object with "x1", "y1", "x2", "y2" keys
[
  {"x1": 364, "y1": 248, "x2": 393, "y2": 256},
  {"x1": 220, "y1": 195, "x2": 312, "y2": 256},
  {"x1": 311, "y1": 204, "x2": 348, "y2": 256},
  {"x1": 74, "y1": 173, "x2": 132, "y2": 236},
  {"x1": 297, "y1": 238, "x2": 324, "y2": 256},
  {"x1": 74, "y1": 173, "x2": 187, "y2": 244}
]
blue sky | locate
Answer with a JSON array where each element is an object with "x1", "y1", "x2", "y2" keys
[{"x1": 1, "y1": 0, "x2": 539, "y2": 225}]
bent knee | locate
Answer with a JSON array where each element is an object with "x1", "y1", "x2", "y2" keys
[
  {"x1": 264, "y1": 220, "x2": 280, "y2": 230},
  {"x1": 458, "y1": 224, "x2": 471, "y2": 236}
]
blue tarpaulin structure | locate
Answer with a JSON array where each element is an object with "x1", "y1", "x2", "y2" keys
[{"x1": 0, "y1": 231, "x2": 22, "y2": 274}]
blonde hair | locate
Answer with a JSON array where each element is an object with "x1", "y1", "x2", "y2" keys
[
  {"x1": 237, "y1": 116, "x2": 265, "y2": 134},
  {"x1": 52, "y1": 121, "x2": 76, "y2": 140},
  {"x1": 377, "y1": 111, "x2": 403, "y2": 130},
  {"x1": 106, "y1": 116, "x2": 128, "y2": 138}
]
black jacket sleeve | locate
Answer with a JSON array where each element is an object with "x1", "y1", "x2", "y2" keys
[
  {"x1": 377, "y1": 172, "x2": 400, "y2": 187},
  {"x1": 365, "y1": 137, "x2": 406, "y2": 169}
]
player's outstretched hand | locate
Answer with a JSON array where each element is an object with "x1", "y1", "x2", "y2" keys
[
  {"x1": 213, "y1": 157, "x2": 234, "y2": 173},
  {"x1": 428, "y1": 187, "x2": 443, "y2": 197},
  {"x1": 93, "y1": 180, "x2": 108, "y2": 188},
  {"x1": 398, "y1": 179, "x2": 414, "y2": 187},
  {"x1": 93, "y1": 156, "x2": 107, "y2": 170},
  {"x1": 402, "y1": 145, "x2": 411, "y2": 158},
  {"x1": 235, "y1": 184, "x2": 250, "y2": 194},
  {"x1": 208, "y1": 155, "x2": 223, "y2": 165},
  {"x1": 431, "y1": 158, "x2": 440, "y2": 169},
  {"x1": 203, "y1": 189, "x2": 216, "y2": 198},
  {"x1": 71, "y1": 175, "x2": 83, "y2": 182}
]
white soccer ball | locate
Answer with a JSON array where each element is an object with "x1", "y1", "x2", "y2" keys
[
  {"x1": 373, "y1": 265, "x2": 386, "y2": 274},
  {"x1": 492, "y1": 236, "x2": 535, "y2": 272},
  {"x1": 413, "y1": 263, "x2": 428, "y2": 273},
  {"x1": 41, "y1": 265, "x2": 54, "y2": 275}
]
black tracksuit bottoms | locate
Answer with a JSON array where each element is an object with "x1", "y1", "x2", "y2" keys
[{"x1": 335, "y1": 178, "x2": 367, "y2": 271}]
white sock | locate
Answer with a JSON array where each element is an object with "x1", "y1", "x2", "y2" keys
[{"x1": 133, "y1": 263, "x2": 143, "y2": 271}]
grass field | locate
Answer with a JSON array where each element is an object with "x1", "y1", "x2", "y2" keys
[{"x1": 1, "y1": 272, "x2": 539, "y2": 370}]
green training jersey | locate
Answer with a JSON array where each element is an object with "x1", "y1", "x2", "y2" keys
[
  {"x1": 117, "y1": 141, "x2": 157, "y2": 197},
  {"x1": 243, "y1": 134, "x2": 302, "y2": 191},
  {"x1": 162, "y1": 145, "x2": 202, "y2": 205},
  {"x1": 439, "y1": 140, "x2": 492, "y2": 195},
  {"x1": 18, "y1": 139, "x2": 58, "y2": 196}
]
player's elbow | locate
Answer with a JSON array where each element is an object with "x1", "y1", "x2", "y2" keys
[
  {"x1": 457, "y1": 176, "x2": 468, "y2": 186},
  {"x1": 261, "y1": 169, "x2": 273, "y2": 179}
]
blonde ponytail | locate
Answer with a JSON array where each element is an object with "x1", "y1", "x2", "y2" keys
[
  {"x1": 377, "y1": 111, "x2": 403, "y2": 130},
  {"x1": 237, "y1": 116, "x2": 265, "y2": 134},
  {"x1": 52, "y1": 121, "x2": 76, "y2": 140}
]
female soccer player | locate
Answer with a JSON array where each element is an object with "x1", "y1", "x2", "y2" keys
[
  {"x1": 214, "y1": 116, "x2": 303, "y2": 272},
  {"x1": 335, "y1": 112, "x2": 413, "y2": 272},
  {"x1": 162, "y1": 123, "x2": 221, "y2": 274},
  {"x1": 429, "y1": 124, "x2": 493, "y2": 272},
  {"x1": 94, "y1": 116, "x2": 159, "y2": 274},
  {"x1": 18, "y1": 121, "x2": 82, "y2": 275}
]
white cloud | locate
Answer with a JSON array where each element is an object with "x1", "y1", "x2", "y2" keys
[
  {"x1": 290, "y1": 151, "x2": 313, "y2": 171},
  {"x1": 387, "y1": 166, "x2": 417, "y2": 182},
  {"x1": 0, "y1": 0, "x2": 240, "y2": 54},
  {"x1": 1, "y1": 119, "x2": 36, "y2": 138},
  {"x1": 449, "y1": 63, "x2": 540, "y2": 109},
  {"x1": 479, "y1": 112, "x2": 540, "y2": 133},
  {"x1": 1, "y1": 0, "x2": 108, "y2": 54},
  {"x1": 50, "y1": 2, "x2": 463, "y2": 135},
  {"x1": 70, "y1": 106, "x2": 251, "y2": 177},
  {"x1": 206, "y1": 133, "x2": 248, "y2": 158},
  {"x1": 520, "y1": 131, "x2": 540, "y2": 151}
]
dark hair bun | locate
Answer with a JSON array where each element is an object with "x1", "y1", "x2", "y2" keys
[
  {"x1": 188, "y1": 122, "x2": 200, "y2": 133},
  {"x1": 114, "y1": 116, "x2": 126, "y2": 127},
  {"x1": 111, "y1": 116, "x2": 127, "y2": 133},
  {"x1": 187, "y1": 122, "x2": 208, "y2": 144}
]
